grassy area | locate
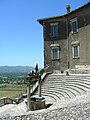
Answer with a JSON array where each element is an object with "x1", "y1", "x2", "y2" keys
[{"x1": 0, "y1": 85, "x2": 27, "y2": 99}]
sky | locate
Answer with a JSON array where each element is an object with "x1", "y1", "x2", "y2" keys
[{"x1": 0, "y1": 0, "x2": 89, "y2": 68}]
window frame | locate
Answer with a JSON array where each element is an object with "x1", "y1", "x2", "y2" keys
[
  {"x1": 71, "y1": 18, "x2": 78, "y2": 34},
  {"x1": 50, "y1": 23, "x2": 58, "y2": 37},
  {"x1": 72, "y1": 45, "x2": 79, "y2": 59},
  {"x1": 51, "y1": 47, "x2": 60, "y2": 60}
]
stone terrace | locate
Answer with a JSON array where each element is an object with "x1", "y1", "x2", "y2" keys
[
  {"x1": 35, "y1": 74, "x2": 90, "y2": 107},
  {"x1": 1, "y1": 73, "x2": 90, "y2": 119}
]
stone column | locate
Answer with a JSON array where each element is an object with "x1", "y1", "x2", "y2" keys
[
  {"x1": 38, "y1": 75, "x2": 41, "y2": 97},
  {"x1": 27, "y1": 79, "x2": 31, "y2": 111}
]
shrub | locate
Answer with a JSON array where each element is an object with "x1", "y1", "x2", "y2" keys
[{"x1": 40, "y1": 69, "x2": 44, "y2": 75}]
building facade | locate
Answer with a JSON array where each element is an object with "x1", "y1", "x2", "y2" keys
[{"x1": 38, "y1": 2, "x2": 90, "y2": 72}]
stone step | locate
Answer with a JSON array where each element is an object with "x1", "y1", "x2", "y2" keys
[
  {"x1": 34, "y1": 73, "x2": 90, "y2": 107},
  {"x1": 42, "y1": 87, "x2": 79, "y2": 97},
  {"x1": 47, "y1": 75, "x2": 90, "y2": 80},
  {"x1": 42, "y1": 83, "x2": 87, "y2": 94},
  {"x1": 42, "y1": 79, "x2": 90, "y2": 92},
  {"x1": 42, "y1": 89, "x2": 70, "y2": 98},
  {"x1": 42, "y1": 80, "x2": 90, "y2": 86},
  {"x1": 34, "y1": 94, "x2": 56, "y2": 105},
  {"x1": 35, "y1": 92, "x2": 61, "y2": 102},
  {"x1": 45, "y1": 77, "x2": 90, "y2": 82}
]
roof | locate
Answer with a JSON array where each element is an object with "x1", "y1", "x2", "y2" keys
[{"x1": 37, "y1": 2, "x2": 90, "y2": 25}]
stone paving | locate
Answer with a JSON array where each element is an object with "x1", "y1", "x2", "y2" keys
[
  {"x1": 0, "y1": 101, "x2": 27, "y2": 118},
  {"x1": 1, "y1": 99, "x2": 90, "y2": 120}
]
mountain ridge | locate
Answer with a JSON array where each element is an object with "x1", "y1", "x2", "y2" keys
[{"x1": 0, "y1": 66, "x2": 34, "y2": 74}]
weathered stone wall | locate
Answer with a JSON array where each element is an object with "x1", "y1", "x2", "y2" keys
[
  {"x1": 43, "y1": 3, "x2": 90, "y2": 72},
  {"x1": 67, "y1": 4, "x2": 90, "y2": 69},
  {"x1": 44, "y1": 39, "x2": 67, "y2": 72}
]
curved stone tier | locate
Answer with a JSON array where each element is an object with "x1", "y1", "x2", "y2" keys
[{"x1": 35, "y1": 74, "x2": 90, "y2": 106}]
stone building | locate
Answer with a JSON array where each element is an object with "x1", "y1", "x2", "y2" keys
[{"x1": 38, "y1": 2, "x2": 90, "y2": 72}]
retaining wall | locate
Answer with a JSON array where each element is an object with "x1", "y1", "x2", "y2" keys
[{"x1": 0, "y1": 97, "x2": 13, "y2": 107}]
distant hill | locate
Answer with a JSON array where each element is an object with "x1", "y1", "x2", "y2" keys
[{"x1": 0, "y1": 66, "x2": 34, "y2": 74}]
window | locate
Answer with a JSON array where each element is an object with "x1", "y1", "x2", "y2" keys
[
  {"x1": 71, "y1": 18, "x2": 78, "y2": 33},
  {"x1": 72, "y1": 45, "x2": 79, "y2": 58},
  {"x1": 50, "y1": 23, "x2": 58, "y2": 37},
  {"x1": 51, "y1": 47, "x2": 59, "y2": 60}
]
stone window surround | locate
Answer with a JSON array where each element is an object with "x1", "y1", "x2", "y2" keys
[
  {"x1": 71, "y1": 18, "x2": 78, "y2": 34},
  {"x1": 50, "y1": 44, "x2": 60, "y2": 60},
  {"x1": 71, "y1": 41, "x2": 80, "y2": 59}
]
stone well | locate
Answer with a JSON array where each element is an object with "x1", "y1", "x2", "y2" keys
[{"x1": 25, "y1": 96, "x2": 46, "y2": 111}]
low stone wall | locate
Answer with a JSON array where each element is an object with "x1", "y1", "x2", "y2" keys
[
  {"x1": 70, "y1": 69, "x2": 90, "y2": 74},
  {"x1": 0, "y1": 97, "x2": 13, "y2": 107},
  {"x1": 75, "y1": 65, "x2": 90, "y2": 69}
]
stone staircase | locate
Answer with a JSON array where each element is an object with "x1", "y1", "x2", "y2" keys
[
  {"x1": 34, "y1": 73, "x2": 90, "y2": 106},
  {"x1": 1, "y1": 73, "x2": 90, "y2": 119}
]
